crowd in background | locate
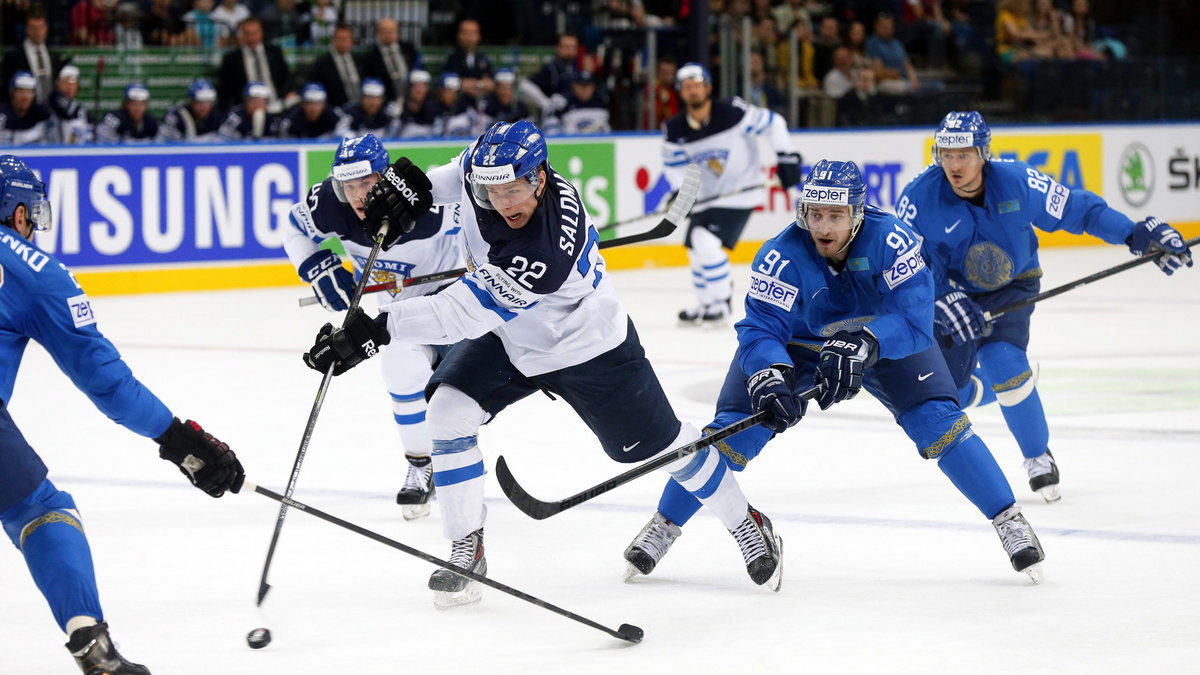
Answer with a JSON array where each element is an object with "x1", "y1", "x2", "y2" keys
[{"x1": 0, "y1": 0, "x2": 1155, "y2": 145}]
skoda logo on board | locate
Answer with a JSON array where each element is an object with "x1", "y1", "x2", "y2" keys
[{"x1": 1118, "y1": 143, "x2": 1153, "y2": 207}]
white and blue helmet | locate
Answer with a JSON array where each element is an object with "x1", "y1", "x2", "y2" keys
[
  {"x1": 0, "y1": 155, "x2": 51, "y2": 233},
  {"x1": 796, "y1": 159, "x2": 867, "y2": 237},
  {"x1": 187, "y1": 78, "x2": 217, "y2": 102},
  {"x1": 330, "y1": 134, "x2": 390, "y2": 202},
  {"x1": 9, "y1": 70, "x2": 37, "y2": 93},
  {"x1": 674, "y1": 62, "x2": 712, "y2": 90},
  {"x1": 933, "y1": 111, "x2": 991, "y2": 164},
  {"x1": 469, "y1": 120, "x2": 548, "y2": 210}
]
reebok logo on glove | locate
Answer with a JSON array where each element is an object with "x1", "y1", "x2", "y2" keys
[
  {"x1": 384, "y1": 168, "x2": 421, "y2": 205},
  {"x1": 360, "y1": 339, "x2": 378, "y2": 358}
]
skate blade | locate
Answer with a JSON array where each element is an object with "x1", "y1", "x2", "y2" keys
[
  {"x1": 1022, "y1": 563, "x2": 1045, "y2": 585},
  {"x1": 433, "y1": 581, "x2": 482, "y2": 610},
  {"x1": 402, "y1": 502, "x2": 432, "y2": 520},
  {"x1": 765, "y1": 536, "x2": 784, "y2": 593},
  {"x1": 623, "y1": 563, "x2": 643, "y2": 583},
  {"x1": 1036, "y1": 485, "x2": 1062, "y2": 503}
]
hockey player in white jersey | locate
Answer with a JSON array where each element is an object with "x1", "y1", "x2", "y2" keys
[
  {"x1": 663, "y1": 63, "x2": 802, "y2": 325},
  {"x1": 284, "y1": 134, "x2": 463, "y2": 519},
  {"x1": 303, "y1": 121, "x2": 784, "y2": 606}
]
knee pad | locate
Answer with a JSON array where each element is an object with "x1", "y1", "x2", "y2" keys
[
  {"x1": 979, "y1": 342, "x2": 1038, "y2": 407},
  {"x1": 898, "y1": 399, "x2": 976, "y2": 460},
  {"x1": 426, "y1": 385, "x2": 489, "y2": 441},
  {"x1": 1, "y1": 480, "x2": 81, "y2": 550}
]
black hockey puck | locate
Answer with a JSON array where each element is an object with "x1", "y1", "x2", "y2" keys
[
  {"x1": 616, "y1": 623, "x2": 643, "y2": 643},
  {"x1": 246, "y1": 627, "x2": 272, "y2": 649}
]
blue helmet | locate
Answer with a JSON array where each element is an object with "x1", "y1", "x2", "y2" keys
[
  {"x1": 10, "y1": 70, "x2": 37, "y2": 93},
  {"x1": 330, "y1": 134, "x2": 390, "y2": 203},
  {"x1": 469, "y1": 121, "x2": 548, "y2": 210},
  {"x1": 933, "y1": 111, "x2": 991, "y2": 164},
  {"x1": 124, "y1": 82, "x2": 150, "y2": 102},
  {"x1": 675, "y1": 62, "x2": 712, "y2": 90},
  {"x1": 0, "y1": 155, "x2": 51, "y2": 233},
  {"x1": 188, "y1": 78, "x2": 217, "y2": 102},
  {"x1": 796, "y1": 159, "x2": 866, "y2": 243}
]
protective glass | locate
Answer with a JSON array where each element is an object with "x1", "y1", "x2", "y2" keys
[
  {"x1": 29, "y1": 198, "x2": 52, "y2": 231},
  {"x1": 796, "y1": 202, "x2": 858, "y2": 232},
  {"x1": 470, "y1": 173, "x2": 538, "y2": 211}
]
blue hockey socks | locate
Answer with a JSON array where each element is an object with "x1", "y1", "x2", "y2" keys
[{"x1": 936, "y1": 434, "x2": 1016, "y2": 520}]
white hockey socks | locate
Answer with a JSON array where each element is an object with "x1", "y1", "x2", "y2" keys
[
  {"x1": 687, "y1": 226, "x2": 733, "y2": 310},
  {"x1": 428, "y1": 386, "x2": 490, "y2": 541}
]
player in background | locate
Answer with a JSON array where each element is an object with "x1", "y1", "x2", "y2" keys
[
  {"x1": 897, "y1": 111, "x2": 1193, "y2": 502},
  {"x1": 284, "y1": 134, "x2": 462, "y2": 519},
  {"x1": 47, "y1": 66, "x2": 92, "y2": 145},
  {"x1": 663, "y1": 63, "x2": 802, "y2": 326},
  {"x1": 218, "y1": 81, "x2": 279, "y2": 142},
  {"x1": 0, "y1": 72, "x2": 52, "y2": 145},
  {"x1": 0, "y1": 155, "x2": 244, "y2": 673},
  {"x1": 624, "y1": 161, "x2": 1046, "y2": 585},
  {"x1": 334, "y1": 78, "x2": 399, "y2": 139},
  {"x1": 95, "y1": 83, "x2": 159, "y2": 144},
  {"x1": 303, "y1": 121, "x2": 784, "y2": 606},
  {"x1": 156, "y1": 78, "x2": 226, "y2": 143}
]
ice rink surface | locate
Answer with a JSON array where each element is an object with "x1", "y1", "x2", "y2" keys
[{"x1": 4, "y1": 246, "x2": 1199, "y2": 674}]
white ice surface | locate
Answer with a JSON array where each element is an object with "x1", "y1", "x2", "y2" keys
[{"x1": 3, "y1": 246, "x2": 1199, "y2": 674}]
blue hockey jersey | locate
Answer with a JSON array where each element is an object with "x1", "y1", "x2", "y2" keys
[
  {"x1": 737, "y1": 206, "x2": 934, "y2": 376},
  {"x1": 897, "y1": 159, "x2": 1137, "y2": 293}
]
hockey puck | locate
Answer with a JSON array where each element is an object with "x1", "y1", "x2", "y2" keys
[
  {"x1": 246, "y1": 627, "x2": 272, "y2": 649},
  {"x1": 616, "y1": 623, "x2": 643, "y2": 643}
]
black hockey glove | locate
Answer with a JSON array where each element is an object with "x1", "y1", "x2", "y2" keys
[
  {"x1": 776, "y1": 152, "x2": 802, "y2": 188},
  {"x1": 1126, "y1": 216, "x2": 1193, "y2": 276},
  {"x1": 362, "y1": 157, "x2": 433, "y2": 250},
  {"x1": 815, "y1": 331, "x2": 879, "y2": 410},
  {"x1": 747, "y1": 365, "x2": 805, "y2": 434},
  {"x1": 156, "y1": 418, "x2": 245, "y2": 498},
  {"x1": 303, "y1": 308, "x2": 391, "y2": 376},
  {"x1": 933, "y1": 291, "x2": 987, "y2": 346}
]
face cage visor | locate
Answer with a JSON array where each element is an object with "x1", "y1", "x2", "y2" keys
[{"x1": 470, "y1": 164, "x2": 540, "y2": 211}]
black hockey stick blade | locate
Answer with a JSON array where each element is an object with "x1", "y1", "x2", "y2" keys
[
  {"x1": 244, "y1": 481, "x2": 643, "y2": 644},
  {"x1": 495, "y1": 385, "x2": 821, "y2": 520}
]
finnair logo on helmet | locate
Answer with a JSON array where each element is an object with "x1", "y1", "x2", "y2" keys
[
  {"x1": 935, "y1": 132, "x2": 974, "y2": 148},
  {"x1": 472, "y1": 164, "x2": 518, "y2": 184},
  {"x1": 801, "y1": 186, "x2": 849, "y2": 205},
  {"x1": 332, "y1": 160, "x2": 373, "y2": 181}
]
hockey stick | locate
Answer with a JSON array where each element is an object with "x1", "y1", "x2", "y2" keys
[
  {"x1": 257, "y1": 223, "x2": 390, "y2": 607},
  {"x1": 298, "y1": 168, "x2": 700, "y2": 308},
  {"x1": 496, "y1": 385, "x2": 822, "y2": 520},
  {"x1": 596, "y1": 178, "x2": 767, "y2": 234},
  {"x1": 244, "y1": 481, "x2": 645, "y2": 644}
]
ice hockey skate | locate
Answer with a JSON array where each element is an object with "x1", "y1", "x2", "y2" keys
[
  {"x1": 1023, "y1": 450, "x2": 1061, "y2": 503},
  {"x1": 429, "y1": 528, "x2": 486, "y2": 609},
  {"x1": 992, "y1": 505, "x2": 1045, "y2": 583},
  {"x1": 677, "y1": 300, "x2": 731, "y2": 328},
  {"x1": 66, "y1": 622, "x2": 150, "y2": 675},
  {"x1": 623, "y1": 511, "x2": 683, "y2": 581},
  {"x1": 396, "y1": 455, "x2": 435, "y2": 520},
  {"x1": 729, "y1": 506, "x2": 784, "y2": 591}
]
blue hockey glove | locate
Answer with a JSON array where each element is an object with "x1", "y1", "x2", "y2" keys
[
  {"x1": 934, "y1": 291, "x2": 987, "y2": 346},
  {"x1": 1126, "y1": 217, "x2": 1193, "y2": 275},
  {"x1": 298, "y1": 249, "x2": 355, "y2": 312},
  {"x1": 776, "y1": 152, "x2": 802, "y2": 188},
  {"x1": 156, "y1": 418, "x2": 245, "y2": 498},
  {"x1": 363, "y1": 157, "x2": 433, "y2": 250},
  {"x1": 815, "y1": 331, "x2": 879, "y2": 410},
  {"x1": 303, "y1": 308, "x2": 391, "y2": 376},
  {"x1": 747, "y1": 365, "x2": 805, "y2": 434}
]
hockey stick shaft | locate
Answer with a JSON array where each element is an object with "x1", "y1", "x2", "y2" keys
[
  {"x1": 258, "y1": 225, "x2": 390, "y2": 606},
  {"x1": 496, "y1": 385, "x2": 821, "y2": 520},
  {"x1": 985, "y1": 236, "x2": 1199, "y2": 321},
  {"x1": 243, "y1": 482, "x2": 644, "y2": 643}
]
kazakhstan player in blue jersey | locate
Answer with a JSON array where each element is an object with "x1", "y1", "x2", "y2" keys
[
  {"x1": 0, "y1": 156, "x2": 244, "y2": 674},
  {"x1": 897, "y1": 112, "x2": 1193, "y2": 503},
  {"x1": 624, "y1": 160, "x2": 1047, "y2": 587}
]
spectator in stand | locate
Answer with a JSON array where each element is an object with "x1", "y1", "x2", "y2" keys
[
  {"x1": 95, "y1": 82, "x2": 158, "y2": 143},
  {"x1": 522, "y1": 32, "x2": 578, "y2": 115},
  {"x1": 306, "y1": 0, "x2": 339, "y2": 47},
  {"x1": 640, "y1": 0, "x2": 680, "y2": 26},
  {"x1": 777, "y1": 18, "x2": 820, "y2": 94},
  {"x1": 812, "y1": 15, "x2": 842, "y2": 82},
  {"x1": 211, "y1": 0, "x2": 250, "y2": 45},
  {"x1": 642, "y1": 56, "x2": 679, "y2": 130},
  {"x1": 0, "y1": 72, "x2": 51, "y2": 145},
  {"x1": 397, "y1": 69, "x2": 438, "y2": 138},
  {"x1": 480, "y1": 69, "x2": 530, "y2": 128},
  {"x1": 48, "y1": 65, "x2": 92, "y2": 144},
  {"x1": 772, "y1": 0, "x2": 811, "y2": 34},
  {"x1": 182, "y1": 0, "x2": 221, "y2": 48},
  {"x1": 754, "y1": 16, "x2": 780, "y2": 66},
  {"x1": 260, "y1": 0, "x2": 304, "y2": 48},
  {"x1": 444, "y1": 18, "x2": 494, "y2": 101},
  {"x1": 143, "y1": 0, "x2": 187, "y2": 46},
  {"x1": 1030, "y1": 0, "x2": 1074, "y2": 60},
  {"x1": 157, "y1": 78, "x2": 226, "y2": 142},
  {"x1": 866, "y1": 13, "x2": 918, "y2": 93},
  {"x1": 800, "y1": 0, "x2": 832, "y2": 22},
  {"x1": 547, "y1": 70, "x2": 611, "y2": 135},
  {"x1": 837, "y1": 66, "x2": 878, "y2": 127},
  {"x1": 218, "y1": 81, "x2": 279, "y2": 140},
  {"x1": 71, "y1": 0, "x2": 114, "y2": 46},
  {"x1": 746, "y1": 51, "x2": 784, "y2": 115},
  {"x1": 995, "y1": 0, "x2": 1045, "y2": 64},
  {"x1": 430, "y1": 72, "x2": 477, "y2": 139},
  {"x1": 277, "y1": 82, "x2": 341, "y2": 139},
  {"x1": 1062, "y1": 0, "x2": 1102, "y2": 60},
  {"x1": 2, "y1": 11, "x2": 61, "y2": 105},
  {"x1": 361, "y1": 17, "x2": 419, "y2": 105},
  {"x1": 218, "y1": 18, "x2": 292, "y2": 112},
  {"x1": 335, "y1": 78, "x2": 398, "y2": 138},
  {"x1": 823, "y1": 44, "x2": 855, "y2": 98},
  {"x1": 845, "y1": 20, "x2": 872, "y2": 71},
  {"x1": 900, "y1": 0, "x2": 950, "y2": 68},
  {"x1": 113, "y1": 2, "x2": 142, "y2": 49},
  {"x1": 309, "y1": 24, "x2": 363, "y2": 108}
]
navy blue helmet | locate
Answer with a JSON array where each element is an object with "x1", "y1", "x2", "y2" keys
[{"x1": 0, "y1": 155, "x2": 52, "y2": 233}]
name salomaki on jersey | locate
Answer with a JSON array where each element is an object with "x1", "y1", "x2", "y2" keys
[
  {"x1": 897, "y1": 159, "x2": 1138, "y2": 294},
  {"x1": 386, "y1": 145, "x2": 626, "y2": 376},
  {"x1": 284, "y1": 177, "x2": 464, "y2": 309},
  {"x1": 736, "y1": 206, "x2": 935, "y2": 377},
  {"x1": 0, "y1": 230, "x2": 171, "y2": 436},
  {"x1": 661, "y1": 97, "x2": 796, "y2": 212}
]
